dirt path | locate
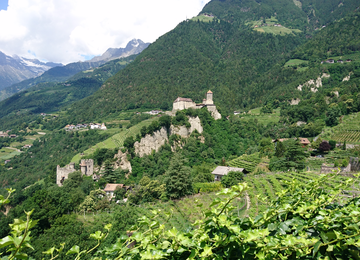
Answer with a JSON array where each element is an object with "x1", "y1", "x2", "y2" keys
[{"x1": 6, "y1": 147, "x2": 21, "y2": 152}]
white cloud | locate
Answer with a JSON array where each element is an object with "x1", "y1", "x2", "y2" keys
[{"x1": 0, "y1": 0, "x2": 211, "y2": 64}]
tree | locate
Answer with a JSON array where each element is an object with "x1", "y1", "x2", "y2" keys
[
  {"x1": 274, "y1": 140, "x2": 286, "y2": 157},
  {"x1": 221, "y1": 171, "x2": 244, "y2": 187},
  {"x1": 165, "y1": 154, "x2": 193, "y2": 199},
  {"x1": 103, "y1": 159, "x2": 116, "y2": 183},
  {"x1": 329, "y1": 139, "x2": 336, "y2": 150},
  {"x1": 319, "y1": 141, "x2": 331, "y2": 152},
  {"x1": 343, "y1": 140, "x2": 347, "y2": 150}
]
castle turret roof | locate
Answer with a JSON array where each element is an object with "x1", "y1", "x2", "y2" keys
[{"x1": 207, "y1": 90, "x2": 213, "y2": 94}]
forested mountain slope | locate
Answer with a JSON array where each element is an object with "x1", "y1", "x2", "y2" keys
[
  {"x1": 202, "y1": 0, "x2": 359, "y2": 32},
  {"x1": 63, "y1": 0, "x2": 359, "y2": 123},
  {"x1": 0, "y1": 56, "x2": 136, "y2": 129}
]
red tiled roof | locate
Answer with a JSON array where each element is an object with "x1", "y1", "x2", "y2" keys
[
  {"x1": 104, "y1": 183, "x2": 124, "y2": 192},
  {"x1": 207, "y1": 90, "x2": 213, "y2": 94}
]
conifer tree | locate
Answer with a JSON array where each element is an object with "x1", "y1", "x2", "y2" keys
[{"x1": 165, "y1": 154, "x2": 193, "y2": 199}]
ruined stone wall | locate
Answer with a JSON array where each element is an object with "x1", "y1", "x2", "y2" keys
[
  {"x1": 350, "y1": 157, "x2": 360, "y2": 172},
  {"x1": 56, "y1": 163, "x2": 76, "y2": 186},
  {"x1": 320, "y1": 164, "x2": 351, "y2": 174}
]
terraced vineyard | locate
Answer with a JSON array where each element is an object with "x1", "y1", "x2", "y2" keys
[
  {"x1": 327, "y1": 112, "x2": 360, "y2": 143},
  {"x1": 140, "y1": 191, "x2": 247, "y2": 232},
  {"x1": 71, "y1": 117, "x2": 157, "y2": 162},
  {"x1": 245, "y1": 172, "x2": 360, "y2": 217},
  {"x1": 228, "y1": 152, "x2": 261, "y2": 172}
]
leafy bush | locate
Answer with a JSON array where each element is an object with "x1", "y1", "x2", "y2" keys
[{"x1": 193, "y1": 182, "x2": 223, "y2": 193}]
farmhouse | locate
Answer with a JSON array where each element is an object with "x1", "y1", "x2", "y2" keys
[
  {"x1": 104, "y1": 183, "x2": 130, "y2": 199},
  {"x1": 298, "y1": 138, "x2": 311, "y2": 147},
  {"x1": 346, "y1": 59, "x2": 352, "y2": 62},
  {"x1": 326, "y1": 59, "x2": 335, "y2": 64},
  {"x1": 211, "y1": 166, "x2": 244, "y2": 181},
  {"x1": 337, "y1": 60, "x2": 343, "y2": 63}
]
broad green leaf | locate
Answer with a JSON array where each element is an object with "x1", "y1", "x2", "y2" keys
[
  {"x1": 66, "y1": 245, "x2": 80, "y2": 255},
  {"x1": 43, "y1": 247, "x2": 55, "y2": 255},
  {"x1": 313, "y1": 241, "x2": 322, "y2": 257},
  {"x1": 0, "y1": 236, "x2": 14, "y2": 248}
]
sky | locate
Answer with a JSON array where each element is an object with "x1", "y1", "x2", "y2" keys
[{"x1": 0, "y1": 0, "x2": 211, "y2": 64}]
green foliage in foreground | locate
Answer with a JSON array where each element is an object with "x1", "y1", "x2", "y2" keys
[
  {"x1": 102, "y1": 173, "x2": 360, "y2": 259},
  {"x1": 1, "y1": 173, "x2": 360, "y2": 259}
]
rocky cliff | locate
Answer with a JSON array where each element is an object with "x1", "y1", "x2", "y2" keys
[
  {"x1": 114, "y1": 150, "x2": 132, "y2": 173},
  {"x1": 134, "y1": 116, "x2": 203, "y2": 157},
  {"x1": 134, "y1": 127, "x2": 169, "y2": 157}
]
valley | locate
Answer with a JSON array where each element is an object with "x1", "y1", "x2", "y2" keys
[{"x1": 1, "y1": 0, "x2": 360, "y2": 259}]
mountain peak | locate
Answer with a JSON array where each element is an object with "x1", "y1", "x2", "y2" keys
[{"x1": 90, "y1": 39, "x2": 150, "y2": 63}]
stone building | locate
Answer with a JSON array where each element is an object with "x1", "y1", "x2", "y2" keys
[
  {"x1": 172, "y1": 90, "x2": 221, "y2": 120},
  {"x1": 80, "y1": 159, "x2": 94, "y2": 176},
  {"x1": 56, "y1": 159, "x2": 94, "y2": 186},
  {"x1": 56, "y1": 163, "x2": 76, "y2": 186}
]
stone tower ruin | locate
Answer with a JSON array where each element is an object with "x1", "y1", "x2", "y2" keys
[
  {"x1": 56, "y1": 159, "x2": 94, "y2": 186},
  {"x1": 56, "y1": 163, "x2": 76, "y2": 186},
  {"x1": 80, "y1": 159, "x2": 94, "y2": 176}
]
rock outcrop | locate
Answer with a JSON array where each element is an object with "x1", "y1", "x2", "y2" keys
[
  {"x1": 134, "y1": 127, "x2": 169, "y2": 157},
  {"x1": 170, "y1": 116, "x2": 203, "y2": 137},
  {"x1": 114, "y1": 150, "x2": 132, "y2": 173},
  {"x1": 134, "y1": 116, "x2": 204, "y2": 157}
]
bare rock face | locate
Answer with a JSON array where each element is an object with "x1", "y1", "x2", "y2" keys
[
  {"x1": 206, "y1": 106, "x2": 222, "y2": 120},
  {"x1": 170, "y1": 116, "x2": 203, "y2": 137},
  {"x1": 114, "y1": 150, "x2": 132, "y2": 173},
  {"x1": 290, "y1": 98, "x2": 301, "y2": 105},
  {"x1": 134, "y1": 127, "x2": 169, "y2": 157}
]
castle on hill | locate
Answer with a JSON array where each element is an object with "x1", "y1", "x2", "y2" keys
[{"x1": 172, "y1": 90, "x2": 221, "y2": 120}]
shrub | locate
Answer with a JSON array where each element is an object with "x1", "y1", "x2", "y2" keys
[{"x1": 193, "y1": 182, "x2": 223, "y2": 193}]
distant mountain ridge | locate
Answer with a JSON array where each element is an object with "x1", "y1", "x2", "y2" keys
[
  {"x1": 0, "y1": 51, "x2": 62, "y2": 90},
  {"x1": 0, "y1": 39, "x2": 150, "y2": 101},
  {"x1": 90, "y1": 39, "x2": 150, "y2": 62}
]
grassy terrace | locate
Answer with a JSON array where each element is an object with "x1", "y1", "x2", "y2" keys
[
  {"x1": 239, "y1": 107, "x2": 280, "y2": 125},
  {"x1": 71, "y1": 117, "x2": 158, "y2": 163}
]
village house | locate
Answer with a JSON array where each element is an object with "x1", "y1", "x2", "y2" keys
[
  {"x1": 9, "y1": 134, "x2": 17, "y2": 138},
  {"x1": 104, "y1": 183, "x2": 129, "y2": 199},
  {"x1": 23, "y1": 144, "x2": 32, "y2": 149},
  {"x1": 337, "y1": 60, "x2": 343, "y2": 63},
  {"x1": 4, "y1": 160, "x2": 11, "y2": 164},
  {"x1": 346, "y1": 59, "x2": 352, "y2": 62},
  {"x1": 298, "y1": 138, "x2": 311, "y2": 147},
  {"x1": 0, "y1": 132, "x2": 9, "y2": 138},
  {"x1": 326, "y1": 59, "x2": 335, "y2": 64},
  {"x1": 100, "y1": 123, "x2": 107, "y2": 130},
  {"x1": 211, "y1": 166, "x2": 244, "y2": 181}
]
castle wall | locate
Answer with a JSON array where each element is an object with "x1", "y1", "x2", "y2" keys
[
  {"x1": 173, "y1": 101, "x2": 196, "y2": 111},
  {"x1": 56, "y1": 163, "x2": 76, "y2": 186}
]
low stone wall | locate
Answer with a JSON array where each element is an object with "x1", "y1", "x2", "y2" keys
[{"x1": 320, "y1": 163, "x2": 351, "y2": 174}]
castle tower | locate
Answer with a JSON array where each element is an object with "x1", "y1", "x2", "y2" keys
[
  {"x1": 80, "y1": 159, "x2": 94, "y2": 176},
  {"x1": 205, "y1": 90, "x2": 214, "y2": 105}
]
